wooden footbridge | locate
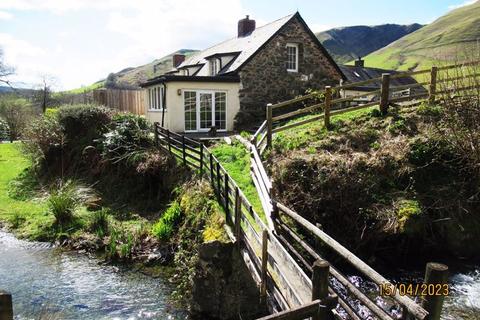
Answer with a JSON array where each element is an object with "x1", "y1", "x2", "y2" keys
[{"x1": 151, "y1": 60, "x2": 480, "y2": 320}]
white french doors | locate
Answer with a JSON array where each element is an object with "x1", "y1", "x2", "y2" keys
[{"x1": 184, "y1": 90, "x2": 226, "y2": 132}]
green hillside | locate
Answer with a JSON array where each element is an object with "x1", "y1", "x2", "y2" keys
[
  {"x1": 316, "y1": 24, "x2": 423, "y2": 64},
  {"x1": 364, "y1": 0, "x2": 480, "y2": 71}
]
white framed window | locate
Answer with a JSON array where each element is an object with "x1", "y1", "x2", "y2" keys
[
  {"x1": 210, "y1": 59, "x2": 219, "y2": 76},
  {"x1": 148, "y1": 86, "x2": 165, "y2": 110},
  {"x1": 286, "y1": 43, "x2": 299, "y2": 72}
]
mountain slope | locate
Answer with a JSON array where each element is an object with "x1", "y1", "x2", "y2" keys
[
  {"x1": 112, "y1": 49, "x2": 198, "y2": 87},
  {"x1": 364, "y1": 0, "x2": 480, "y2": 71},
  {"x1": 316, "y1": 24, "x2": 423, "y2": 64},
  {"x1": 66, "y1": 49, "x2": 198, "y2": 93}
]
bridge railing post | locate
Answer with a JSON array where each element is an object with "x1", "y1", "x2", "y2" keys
[
  {"x1": 422, "y1": 262, "x2": 448, "y2": 320},
  {"x1": 312, "y1": 260, "x2": 332, "y2": 320},
  {"x1": 0, "y1": 291, "x2": 13, "y2": 320},
  {"x1": 260, "y1": 230, "x2": 269, "y2": 306}
]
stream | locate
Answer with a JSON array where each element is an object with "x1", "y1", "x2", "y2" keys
[
  {"x1": 1, "y1": 230, "x2": 478, "y2": 319},
  {"x1": 0, "y1": 231, "x2": 186, "y2": 320},
  {"x1": 344, "y1": 267, "x2": 480, "y2": 319}
]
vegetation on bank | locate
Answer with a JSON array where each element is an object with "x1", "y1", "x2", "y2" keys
[
  {"x1": 210, "y1": 140, "x2": 264, "y2": 218},
  {"x1": 269, "y1": 99, "x2": 480, "y2": 264},
  {"x1": 1, "y1": 103, "x2": 225, "y2": 253}
]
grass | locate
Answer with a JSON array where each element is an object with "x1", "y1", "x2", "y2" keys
[
  {"x1": 273, "y1": 105, "x2": 377, "y2": 153},
  {"x1": 210, "y1": 141, "x2": 264, "y2": 219},
  {"x1": 0, "y1": 143, "x2": 50, "y2": 239},
  {"x1": 62, "y1": 81, "x2": 104, "y2": 95},
  {"x1": 0, "y1": 142, "x2": 151, "y2": 242}
]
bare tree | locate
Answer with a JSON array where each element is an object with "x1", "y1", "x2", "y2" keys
[
  {"x1": 0, "y1": 48, "x2": 15, "y2": 88},
  {"x1": 33, "y1": 74, "x2": 57, "y2": 113}
]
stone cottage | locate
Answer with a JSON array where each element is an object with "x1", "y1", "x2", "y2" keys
[{"x1": 141, "y1": 12, "x2": 344, "y2": 133}]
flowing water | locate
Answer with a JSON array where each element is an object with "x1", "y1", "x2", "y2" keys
[
  {"x1": 1, "y1": 230, "x2": 478, "y2": 319},
  {"x1": 343, "y1": 267, "x2": 480, "y2": 319},
  {"x1": 0, "y1": 231, "x2": 186, "y2": 320}
]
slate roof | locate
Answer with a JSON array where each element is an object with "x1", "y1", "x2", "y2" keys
[
  {"x1": 176, "y1": 14, "x2": 295, "y2": 75},
  {"x1": 340, "y1": 65, "x2": 425, "y2": 92}
]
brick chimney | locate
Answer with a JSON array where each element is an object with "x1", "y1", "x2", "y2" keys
[
  {"x1": 173, "y1": 54, "x2": 186, "y2": 68},
  {"x1": 355, "y1": 57, "x2": 365, "y2": 67},
  {"x1": 238, "y1": 15, "x2": 256, "y2": 38}
]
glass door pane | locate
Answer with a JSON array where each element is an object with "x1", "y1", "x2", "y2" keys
[
  {"x1": 215, "y1": 92, "x2": 226, "y2": 130},
  {"x1": 184, "y1": 91, "x2": 197, "y2": 131},
  {"x1": 199, "y1": 93, "x2": 213, "y2": 130}
]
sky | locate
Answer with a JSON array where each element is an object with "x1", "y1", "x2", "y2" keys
[{"x1": 0, "y1": 0, "x2": 477, "y2": 90}]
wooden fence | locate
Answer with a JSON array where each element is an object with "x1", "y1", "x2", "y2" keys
[
  {"x1": 153, "y1": 123, "x2": 448, "y2": 320},
  {"x1": 93, "y1": 88, "x2": 145, "y2": 115},
  {"x1": 252, "y1": 60, "x2": 480, "y2": 152}
]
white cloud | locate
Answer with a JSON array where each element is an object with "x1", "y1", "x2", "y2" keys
[
  {"x1": 0, "y1": 33, "x2": 51, "y2": 86},
  {"x1": 448, "y1": 0, "x2": 478, "y2": 10},
  {"x1": 0, "y1": 10, "x2": 13, "y2": 20},
  {"x1": 310, "y1": 24, "x2": 335, "y2": 33},
  {"x1": 0, "y1": 0, "x2": 252, "y2": 89}
]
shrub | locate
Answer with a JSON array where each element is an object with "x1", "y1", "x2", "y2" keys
[
  {"x1": 90, "y1": 208, "x2": 110, "y2": 237},
  {"x1": 23, "y1": 116, "x2": 64, "y2": 167},
  {"x1": 99, "y1": 113, "x2": 153, "y2": 164},
  {"x1": 152, "y1": 201, "x2": 182, "y2": 240},
  {"x1": 57, "y1": 104, "x2": 112, "y2": 147},
  {"x1": 0, "y1": 97, "x2": 33, "y2": 142}
]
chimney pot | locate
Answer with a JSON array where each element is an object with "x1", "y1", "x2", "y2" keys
[
  {"x1": 173, "y1": 54, "x2": 186, "y2": 68},
  {"x1": 238, "y1": 15, "x2": 256, "y2": 38},
  {"x1": 355, "y1": 57, "x2": 365, "y2": 68}
]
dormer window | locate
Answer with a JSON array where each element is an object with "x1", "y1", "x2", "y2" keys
[
  {"x1": 210, "y1": 59, "x2": 219, "y2": 76},
  {"x1": 286, "y1": 43, "x2": 298, "y2": 72}
]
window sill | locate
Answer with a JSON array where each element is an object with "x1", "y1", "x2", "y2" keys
[
  {"x1": 287, "y1": 69, "x2": 298, "y2": 73},
  {"x1": 148, "y1": 109, "x2": 167, "y2": 112}
]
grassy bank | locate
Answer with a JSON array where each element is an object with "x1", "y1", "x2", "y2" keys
[
  {"x1": 210, "y1": 141, "x2": 264, "y2": 219},
  {"x1": 0, "y1": 143, "x2": 49, "y2": 238}
]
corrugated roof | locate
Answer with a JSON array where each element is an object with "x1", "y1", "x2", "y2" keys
[{"x1": 176, "y1": 14, "x2": 295, "y2": 75}]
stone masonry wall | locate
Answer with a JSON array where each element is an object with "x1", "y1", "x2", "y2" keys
[{"x1": 236, "y1": 15, "x2": 343, "y2": 129}]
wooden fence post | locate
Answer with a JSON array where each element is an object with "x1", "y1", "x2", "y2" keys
[
  {"x1": 380, "y1": 73, "x2": 391, "y2": 115},
  {"x1": 312, "y1": 260, "x2": 331, "y2": 320},
  {"x1": 167, "y1": 129, "x2": 171, "y2": 152},
  {"x1": 429, "y1": 66, "x2": 438, "y2": 104},
  {"x1": 422, "y1": 262, "x2": 448, "y2": 320},
  {"x1": 182, "y1": 135, "x2": 186, "y2": 165},
  {"x1": 199, "y1": 144, "x2": 204, "y2": 175},
  {"x1": 260, "y1": 229, "x2": 269, "y2": 306},
  {"x1": 153, "y1": 122, "x2": 159, "y2": 146},
  {"x1": 324, "y1": 86, "x2": 332, "y2": 129},
  {"x1": 234, "y1": 187, "x2": 242, "y2": 241},
  {"x1": 266, "y1": 103, "x2": 273, "y2": 149},
  {"x1": 216, "y1": 162, "x2": 221, "y2": 197},
  {"x1": 209, "y1": 153, "x2": 214, "y2": 182},
  {"x1": 0, "y1": 291, "x2": 13, "y2": 320},
  {"x1": 224, "y1": 174, "x2": 230, "y2": 219}
]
